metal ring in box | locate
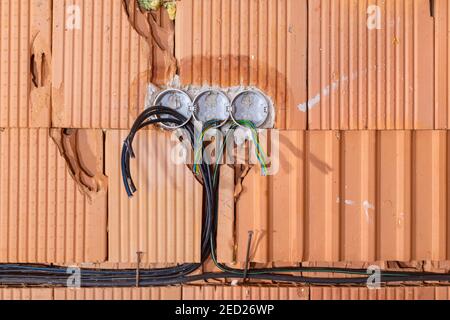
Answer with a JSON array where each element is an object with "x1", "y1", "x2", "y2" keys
[
  {"x1": 153, "y1": 89, "x2": 193, "y2": 129},
  {"x1": 192, "y1": 89, "x2": 231, "y2": 128},
  {"x1": 230, "y1": 89, "x2": 269, "y2": 128}
]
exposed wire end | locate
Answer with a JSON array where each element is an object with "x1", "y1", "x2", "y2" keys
[{"x1": 235, "y1": 119, "x2": 269, "y2": 176}]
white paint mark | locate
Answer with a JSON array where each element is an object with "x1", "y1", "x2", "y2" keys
[
  {"x1": 345, "y1": 200, "x2": 355, "y2": 206},
  {"x1": 231, "y1": 280, "x2": 239, "y2": 286},
  {"x1": 297, "y1": 76, "x2": 348, "y2": 112},
  {"x1": 297, "y1": 68, "x2": 368, "y2": 113},
  {"x1": 298, "y1": 92, "x2": 321, "y2": 112},
  {"x1": 397, "y1": 212, "x2": 405, "y2": 227},
  {"x1": 363, "y1": 200, "x2": 375, "y2": 223}
]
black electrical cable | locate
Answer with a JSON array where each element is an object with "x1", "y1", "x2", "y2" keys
[
  {"x1": 2, "y1": 266, "x2": 450, "y2": 287},
  {"x1": 119, "y1": 106, "x2": 217, "y2": 282}
]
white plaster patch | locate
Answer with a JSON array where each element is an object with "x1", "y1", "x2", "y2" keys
[{"x1": 362, "y1": 200, "x2": 375, "y2": 223}]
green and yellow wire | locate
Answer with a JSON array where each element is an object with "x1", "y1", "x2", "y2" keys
[
  {"x1": 192, "y1": 120, "x2": 269, "y2": 176},
  {"x1": 192, "y1": 120, "x2": 221, "y2": 175}
]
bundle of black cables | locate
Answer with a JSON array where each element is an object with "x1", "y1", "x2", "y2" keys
[
  {"x1": 120, "y1": 106, "x2": 214, "y2": 282},
  {"x1": 2, "y1": 106, "x2": 450, "y2": 287}
]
